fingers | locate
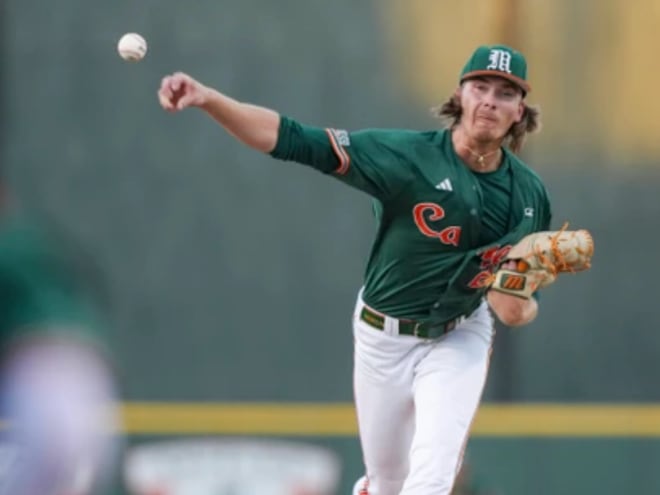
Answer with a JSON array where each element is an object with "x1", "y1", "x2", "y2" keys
[
  {"x1": 158, "y1": 89, "x2": 175, "y2": 112},
  {"x1": 500, "y1": 260, "x2": 518, "y2": 270},
  {"x1": 168, "y1": 72, "x2": 185, "y2": 92},
  {"x1": 176, "y1": 91, "x2": 196, "y2": 110},
  {"x1": 157, "y1": 72, "x2": 191, "y2": 112},
  {"x1": 158, "y1": 75, "x2": 176, "y2": 111}
]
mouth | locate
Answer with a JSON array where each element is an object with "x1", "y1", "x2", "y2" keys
[{"x1": 476, "y1": 114, "x2": 498, "y2": 124}]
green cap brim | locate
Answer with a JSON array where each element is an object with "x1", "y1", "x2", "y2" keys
[{"x1": 461, "y1": 70, "x2": 531, "y2": 94}]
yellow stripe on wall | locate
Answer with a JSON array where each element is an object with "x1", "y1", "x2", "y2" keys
[
  {"x1": 474, "y1": 404, "x2": 660, "y2": 437},
  {"x1": 122, "y1": 403, "x2": 356, "y2": 436},
  {"x1": 121, "y1": 403, "x2": 660, "y2": 437}
]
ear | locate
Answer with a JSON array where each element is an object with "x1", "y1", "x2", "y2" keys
[{"x1": 453, "y1": 85, "x2": 463, "y2": 102}]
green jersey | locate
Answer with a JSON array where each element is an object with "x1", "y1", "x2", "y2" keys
[
  {"x1": 271, "y1": 117, "x2": 551, "y2": 325},
  {"x1": 0, "y1": 213, "x2": 105, "y2": 350}
]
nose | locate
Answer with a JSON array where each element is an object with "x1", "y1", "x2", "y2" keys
[{"x1": 482, "y1": 90, "x2": 497, "y2": 108}]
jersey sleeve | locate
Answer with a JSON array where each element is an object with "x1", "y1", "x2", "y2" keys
[{"x1": 270, "y1": 116, "x2": 415, "y2": 200}]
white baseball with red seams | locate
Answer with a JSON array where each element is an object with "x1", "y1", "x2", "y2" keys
[
  {"x1": 117, "y1": 33, "x2": 147, "y2": 61},
  {"x1": 351, "y1": 292, "x2": 495, "y2": 495}
]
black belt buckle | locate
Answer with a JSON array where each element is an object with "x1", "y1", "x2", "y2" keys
[{"x1": 418, "y1": 318, "x2": 458, "y2": 339}]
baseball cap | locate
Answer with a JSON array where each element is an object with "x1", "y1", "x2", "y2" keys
[{"x1": 460, "y1": 44, "x2": 530, "y2": 94}]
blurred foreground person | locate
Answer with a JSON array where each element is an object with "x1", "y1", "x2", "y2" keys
[{"x1": 0, "y1": 193, "x2": 120, "y2": 495}]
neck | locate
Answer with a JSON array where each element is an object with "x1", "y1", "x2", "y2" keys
[{"x1": 451, "y1": 129, "x2": 503, "y2": 173}]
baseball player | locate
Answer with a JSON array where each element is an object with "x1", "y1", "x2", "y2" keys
[
  {"x1": 157, "y1": 44, "x2": 593, "y2": 495},
  {"x1": 0, "y1": 197, "x2": 120, "y2": 495}
]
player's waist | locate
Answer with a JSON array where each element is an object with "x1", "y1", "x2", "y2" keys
[
  {"x1": 361, "y1": 261, "x2": 471, "y2": 319},
  {"x1": 356, "y1": 295, "x2": 472, "y2": 339}
]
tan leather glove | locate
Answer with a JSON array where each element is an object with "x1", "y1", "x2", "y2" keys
[{"x1": 490, "y1": 226, "x2": 594, "y2": 299}]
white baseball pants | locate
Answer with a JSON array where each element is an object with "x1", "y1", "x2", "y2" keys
[{"x1": 351, "y1": 294, "x2": 495, "y2": 495}]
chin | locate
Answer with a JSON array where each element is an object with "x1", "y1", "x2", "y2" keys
[{"x1": 473, "y1": 129, "x2": 501, "y2": 143}]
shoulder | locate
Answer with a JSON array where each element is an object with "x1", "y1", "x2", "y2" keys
[
  {"x1": 505, "y1": 151, "x2": 549, "y2": 196},
  {"x1": 348, "y1": 128, "x2": 444, "y2": 147},
  {"x1": 345, "y1": 129, "x2": 447, "y2": 166},
  {"x1": 505, "y1": 152, "x2": 552, "y2": 227}
]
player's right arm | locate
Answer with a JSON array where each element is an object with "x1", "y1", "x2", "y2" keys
[
  {"x1": 158, "y1": 72, "x2": 280, "y2": 153},
  {"x1": 158, "y1": 72, "x2": 414, "y2": 200}
]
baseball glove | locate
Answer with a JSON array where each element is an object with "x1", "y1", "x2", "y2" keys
[{"x1": 490, "y1": 224, "x2": 594, "y2": 299}]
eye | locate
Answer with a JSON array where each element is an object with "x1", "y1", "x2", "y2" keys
[{"x1": 498, "y1": 88, "x2": 517, "y2": 99}]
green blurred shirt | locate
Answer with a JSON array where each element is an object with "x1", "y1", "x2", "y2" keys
[{"x1": 0, "y1": 213, "x2": 106, "y2": 348}]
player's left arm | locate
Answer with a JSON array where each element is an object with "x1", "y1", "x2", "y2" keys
[
  {"x1": 488, "y1": 190, "x2": 593, "y2": 326},
  {"x1": 487, "y1": 261, "x2": 539, "y2": 327},
  {"x1": 486, "y1": 190, "x2": 551, "y2": 327}
]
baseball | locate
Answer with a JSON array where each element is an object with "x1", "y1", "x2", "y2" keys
[{"x1": 117, "y1": 33, "x2": 147, "y2": 62}]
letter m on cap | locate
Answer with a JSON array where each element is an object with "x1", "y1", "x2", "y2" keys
[{"x1": 487, "y1": 49, "x2": 512, "y2": 74}]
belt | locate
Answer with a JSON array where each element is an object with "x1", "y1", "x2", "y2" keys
[{"x1": 359, "y1": 305, "x2": 463, "y2": 339}]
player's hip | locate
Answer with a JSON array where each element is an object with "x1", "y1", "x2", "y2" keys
[{"x1": 353, "y1": 288, "x2": 492, "y2": 342}]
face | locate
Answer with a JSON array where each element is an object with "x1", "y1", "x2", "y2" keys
[{"x1": 457, "y1": 77, "x2": 525, "y2": 143}]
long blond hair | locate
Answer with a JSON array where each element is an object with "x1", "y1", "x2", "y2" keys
[{"x1": 431, "y1": 94, "x2": 541, "y2": 154}]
